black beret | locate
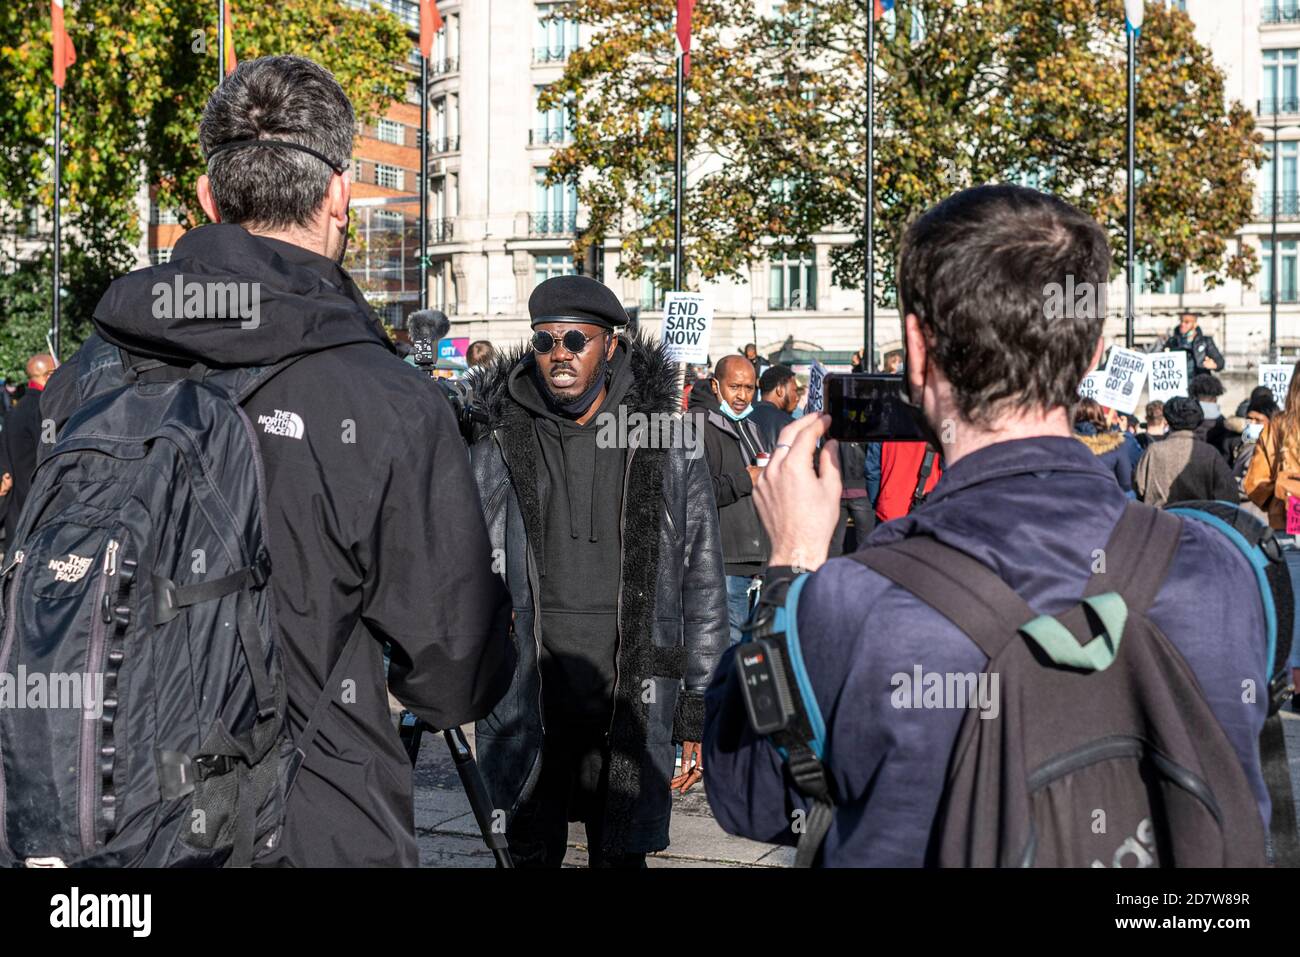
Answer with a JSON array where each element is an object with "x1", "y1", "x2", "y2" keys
[
  {"x1": 1163, "y1": 395, "x2": 1204, "y2": 432},
  {"x1": 528, "y1": 275, "x2": 629, "y2": 330}
]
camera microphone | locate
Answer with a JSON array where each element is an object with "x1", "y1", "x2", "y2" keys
[{"x1": 407, "y1": 309, "x2": 450, "y2": 372}]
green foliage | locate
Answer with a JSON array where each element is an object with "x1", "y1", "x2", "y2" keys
[
  {"x1": 0, "y1": 0, "x2": 411, "y2": 372},
  {"x1": 550, "y1": 0, "x2": 1263, "y2": 298}
]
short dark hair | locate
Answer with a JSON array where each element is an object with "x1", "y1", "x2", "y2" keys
[
  {"x1": 759, "y1": 364, "x2": 796, "y2": 395},
  {"x1": 466, "y1": 340, "x2": 496, "y2": 367},
  {"x1": 200, "y1": 56, "x2": 355, "y2": 230},
  {"x1": 897, "y1": 185, "x2": 1111, "y2": 426},
  {"x1": 1188, "y1": 372, "x2": 1225, "y2": 399},
  {"x1": 1145, "y1": 400, "x2": 1165, "y2": 426},
  {"x1": 1074, "y1": 397, "x2": 1108, "y2": 431}
]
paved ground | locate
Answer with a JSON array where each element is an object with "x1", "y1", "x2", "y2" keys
[{"x1": 410, "y1": 708, "x2": 1300, "y2": 868}]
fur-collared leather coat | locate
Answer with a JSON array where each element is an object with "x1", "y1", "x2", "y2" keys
[{"x1": 465, "y1": 331, "x2": 729, "y2": 856}]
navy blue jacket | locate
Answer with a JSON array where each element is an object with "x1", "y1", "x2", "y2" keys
[{"x1": 702, "y1": 436, "x2": 1269, "y2": 866}]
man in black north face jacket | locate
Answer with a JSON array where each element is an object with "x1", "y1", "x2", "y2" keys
[
  {"x1": 40, "y1": 56, "x2": 514, "y2": 867},
  {"x1": 464, "y1": 276, "x2": 728, "y2": 867}
]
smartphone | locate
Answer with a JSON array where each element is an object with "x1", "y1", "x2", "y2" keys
[{"x1": 824, "y1": 373, "x2": 931, "y2": 443}]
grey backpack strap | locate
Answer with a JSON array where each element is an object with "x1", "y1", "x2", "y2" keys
[
  {"x1": 285, "y1": 618, "x2": 368, "y2": 799},
  {"x1": 852, "y1": 536, "x2": 1037, "y2": 660}
]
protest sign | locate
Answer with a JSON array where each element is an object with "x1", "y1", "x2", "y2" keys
[
  {"x1": 806, "y1": 360, "x2": 828, "y2": 414},
  {"x1": 1260, "y1": 363, "x2": 1294, "y2": 410},
  {"x1": 1077, "y1": 371, "x2": 1105, "y2": 401},
  {"x1": 1096, "y1": 348, "x2": 1148, "y2": 414},
  {"x1": 1145, "y1": 352, "x2": 1188, "y2": 404},
  {"x1": 661, "y1": 292, "x2": 714, "y2": 364}
]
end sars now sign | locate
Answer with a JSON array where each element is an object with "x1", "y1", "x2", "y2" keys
[{"x1": 661, "y1": 292, "x2": 714, "y2": 365}]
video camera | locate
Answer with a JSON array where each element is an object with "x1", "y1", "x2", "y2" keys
[{"x1": 405, "y1": 309, "x2": 488, "y2": 443}]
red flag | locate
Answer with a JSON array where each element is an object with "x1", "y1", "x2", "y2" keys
[
  {"x1": 51, "y1": 0, "x2": 76, "y2": 89},
  {"x1": 420, "y1": 0, "x2": 444, "y2": 59},
  {"x1": 676, "y1": 0, "x2": 695, "y2": 75},
  {"x1": 874, "y1": 0, "x2": 895, "y2": 19},
  {"x1": 224, "y1": 3, "x2": 237, "y2": 76}
]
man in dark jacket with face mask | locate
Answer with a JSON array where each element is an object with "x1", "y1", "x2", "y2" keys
[
  {"x1": 689, "y1": 356, "x2": 772, "y2": 644},
  {"x1": 463, "y1": 275, "x2": 728, "y2": 868},
  {"x1": 40, "y1": 55, "x2": 515, "y2": 867}
]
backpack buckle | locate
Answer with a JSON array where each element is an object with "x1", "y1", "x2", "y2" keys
[
  {"x1": 193, "y1": 754, "x2": 236, "y2": 780},
  {"x1": 250, "y1": 550, "x2": 272, "y2": 589},
  {"x1": 1269, "y1": 671, "x2": 1294, "y2": 714}
]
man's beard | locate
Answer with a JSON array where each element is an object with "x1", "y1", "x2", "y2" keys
[
  {"x1": 543, "y1": 348, "x2": 609, "y2": 411},
  {"x1": 333, "y1": 208, "x2": 352, "y2": 265}
]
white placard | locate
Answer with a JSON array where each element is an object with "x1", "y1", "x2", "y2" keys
[
  {"x1": 806, "y1": 360, "x2": 828, "y2": 414},
  {"x1": 1096, "y1": 347, "x2": 1148, "y2": 414},
  {"x1": 1077, "y1": 371, "x2": 1105, "y2": 401},
  {"x1": 1145, "y1": 352, "x2": 1188, "y2": 404},
  {"x1": 661, "y1": 292, "x2": 714, "y2": 364},
  {"x1": 1260, "y1": 363, "x2": 1294, "y2": 410}
]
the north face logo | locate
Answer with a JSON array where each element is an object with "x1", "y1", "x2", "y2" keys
[
  {"x1": 257, "y1": 410, "x2": 305, "y2": 440},
  {"x1": 48, "y1": 553, "x2": 93, "y2": 583}
]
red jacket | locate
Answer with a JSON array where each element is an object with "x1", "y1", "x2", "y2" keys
[{"x1": 875, "y1": 441, "x2": 942, "y2": 522}]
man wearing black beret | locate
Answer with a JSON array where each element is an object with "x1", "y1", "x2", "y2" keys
[{"x1": 463, "y1": 274, "x2": 728, "y2": 867}]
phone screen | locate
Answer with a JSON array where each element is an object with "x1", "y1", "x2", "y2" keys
[{"x1": 825, "y1": 373, "x2": 930, "y2": 443}]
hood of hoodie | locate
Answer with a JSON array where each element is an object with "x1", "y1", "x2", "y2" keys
[{"x1": 90, "y1": 223, "x2": 392, "y2": 367}]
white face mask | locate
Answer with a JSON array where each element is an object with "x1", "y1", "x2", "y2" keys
[{"x1": 1244, "y1": 421, "x2": 1265, "y2": 443}]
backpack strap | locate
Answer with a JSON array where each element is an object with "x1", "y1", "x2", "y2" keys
[
  {"x1": 284, "y1": 618, "x2": 368, "y2": 800},
  {"x1": 852, "y1": 536, "x2": 1036, "y2": 661},
  {"x1": 908, "y1": 445, "x2": 939, "y2": 514},
  {"x1": 1083, "y1": 502, "x2": 1182, "y2": 612}
]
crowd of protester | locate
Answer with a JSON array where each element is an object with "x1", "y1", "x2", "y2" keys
[{"x1": 2, "y1": 54, "x2": 1297, "y2": 872}]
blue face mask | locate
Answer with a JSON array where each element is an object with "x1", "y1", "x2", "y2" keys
[{"x1": 718, "y1": 400, "x2": 752, "y2": 422}]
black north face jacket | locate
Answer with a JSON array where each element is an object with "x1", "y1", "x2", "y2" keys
[
  {"x1": 466, "y1": 332, "x2": 729, "y2": 856},
  {"x1": 41, "y1": 224, "x2": 515, "y2": 867}
]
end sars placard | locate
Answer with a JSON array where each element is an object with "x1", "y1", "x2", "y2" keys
[
  {"x1": 661, "y1": 292, "x2": 714, "y2": 365},
  {"x1": 1096, "y1": 347, "x2": 1148, "y2": 415},
  {"x1": 1146, "y1": 352, "x2": 1189, "y2": 404}
]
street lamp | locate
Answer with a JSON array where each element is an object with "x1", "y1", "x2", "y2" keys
[{"x1": 1257, "y1": 102, "x2": 1300, "y2": 363}]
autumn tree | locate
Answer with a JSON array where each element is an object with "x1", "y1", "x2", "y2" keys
[
  {"x1": 0, "y1": 0, "x2": 409, "y2": 382},
  {"x1": 548, "y1": 0, "x2": 1262, "y2": 300}
]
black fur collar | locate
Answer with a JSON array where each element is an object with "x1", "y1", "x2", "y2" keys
[{"x1": 466, "y1": 328, "x2": 680, "y2": 425}]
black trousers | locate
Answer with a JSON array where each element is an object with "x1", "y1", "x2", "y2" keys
[
  {"x1": 830, "y1": 496, "x2": 875, "y2": 557},
  {"x1": 506, "y1": 721, "x2": 647, "y2": 869}
]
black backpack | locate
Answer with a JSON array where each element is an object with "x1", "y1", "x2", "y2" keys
[
  {"x1": 0, "y1": 352, "x2": 354, "y2": 867},
  {"x1": 854, "y1": 502, "x2": 1281, "y2": 867}
]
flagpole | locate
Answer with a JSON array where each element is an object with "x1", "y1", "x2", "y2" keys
[
  {"x1": 420, "y1": 52, "x2": 429, "y2": 310},
  {"x1": 864, "y1": 7, "x2": 875, "y2": 372},
  {"x1": 673, "y1": 53, "x2": 685, "y2": 293},
  {"x1": 1125, "y1": 14, "x2": 1136, "y2": 349},
  {"x1": 52, "y1": 83, "x2": 62, "y2": 360},
  {"x1": 218, "y1": 0, "x2": 226, "y2": 87}
]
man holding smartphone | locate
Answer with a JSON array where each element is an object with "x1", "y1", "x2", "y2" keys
[{"x1": 701, "y1": 185, "x2": 1272, "y2": 865}]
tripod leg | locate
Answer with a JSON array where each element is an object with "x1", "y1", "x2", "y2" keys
[{"x1": 443, "y1": 727, "x2": 514, "y2": 868}]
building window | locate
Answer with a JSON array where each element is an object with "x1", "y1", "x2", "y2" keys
[
  {"x1": 1263, "y1": 49, "x2": 1300, "y2": 115},
  {"x1": 149, "y1": 202, "x2": 180, "y2": 225},
  {"x1": 1264, "y1": 2, "x2": 1300, "y2": 26},
  {"x1": 640, "y1": 261, "x2": 670, "y2": 311},
  {"x1": 378, "y1": 119, "x2": 404, "y2": 145},
  {"x1": 532, "y1": 85, "x2": 572, "y2": 144},
  {"x1": 534, "y1": 254, "x2": 576, "y2": 287},
  {"x1": 769, "y1": 251, "x2": 816, "y2": 310},
  {"x1": 352, "y1": 158, "x2": 365, "y2": 183},
  {"x1": 533, "y1": 167, "x2": 577, "y2": 234},
  {"x1": 535, "y1": 3, "x2": 579, "y2": 62},
  {"x1": 150, "y1": 247, "x2": 174, "y2": 265},
  {"x1": 1262, "y1": 139, "x2": 1300, "y2": 217},
  {"x1": 1134, "y1": 262, "x2": 1185, "y2": 295},
  {"x1": 376, "y1": 164, "x2": 404, "y2": 191},
  {"x1": 1262, "y1": 240, "x2": 1300, "y2": 303}
]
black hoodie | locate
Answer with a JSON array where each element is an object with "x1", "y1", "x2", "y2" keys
[
  {"x1": 505, "y1": 343, "x2": 633, "y2": 724},
  {"x1": 41, "y1": 224, "x2": 515, "y2": 867}
]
